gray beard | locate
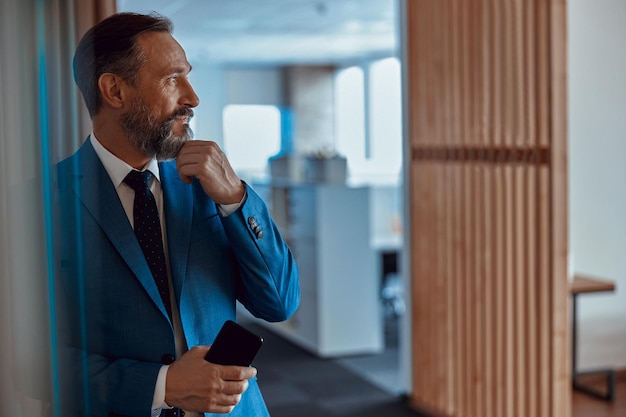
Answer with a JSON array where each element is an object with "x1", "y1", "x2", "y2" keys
[{"x1": 121, "y1": 97, "x2": 194, "y2": 161}]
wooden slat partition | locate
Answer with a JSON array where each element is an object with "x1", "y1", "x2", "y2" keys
[{"x1": 405, "y1": 1, "x2": 569, "y2": 417}]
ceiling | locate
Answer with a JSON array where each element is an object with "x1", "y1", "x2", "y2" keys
[{"x1": 116, "y1": 0, "x2": 399, "y2": 66}]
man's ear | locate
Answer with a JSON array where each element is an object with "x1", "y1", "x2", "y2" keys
[{"x1": 98, "y1": 73, "x2": 127, "y2": 109}]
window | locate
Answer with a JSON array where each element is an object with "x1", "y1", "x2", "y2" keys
[
  {"x1": 335, "y1": 66, "x2": 366, "y2": 168},
  {"x1": 369, "y1": 58, "x2": 402, "y2": 176},
  {"x1": 335, "y1": 58, "x2": 402, "y2": 180}
]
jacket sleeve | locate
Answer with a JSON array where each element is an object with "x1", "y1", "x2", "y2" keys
[{"x1": 220, "y1": 183, "x2": 300, "y2": 322}]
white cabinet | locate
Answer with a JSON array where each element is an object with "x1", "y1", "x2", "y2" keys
[{"x1": 250, "y1": 183, "x2": 384, "y2": 357}]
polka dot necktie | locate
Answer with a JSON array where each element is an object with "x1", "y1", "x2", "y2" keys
[{"x1": 124, "y1": 170, "x2": 173, "y2": 321}]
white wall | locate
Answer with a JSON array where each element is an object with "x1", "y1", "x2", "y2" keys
[
  {"x1": 224, "y1": 68, "x2": 284, "y2": 106},
  {"x1": 569, "y1": 0, "x2": 626, "y2": 370}
]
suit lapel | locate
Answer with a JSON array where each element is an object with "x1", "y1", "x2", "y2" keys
[
  {"x1": 69, "y1": 141, "x2": 171, "y2": 321},
  {"x1": 159, "y1": 161, "x2": 192, "y2": 305}
]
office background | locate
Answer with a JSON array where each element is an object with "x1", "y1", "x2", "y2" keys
[{"x1": 0, "y1": 0, "x2": 624, "y2": 415}]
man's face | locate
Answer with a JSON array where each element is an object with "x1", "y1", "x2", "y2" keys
[{"x1": 120, "y1": 31, "x2": 200, "y2": 160}]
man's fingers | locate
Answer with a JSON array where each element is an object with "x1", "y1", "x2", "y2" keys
[
  {"x1": 220, "y1": 365, "x2": 257, "y2": 382},
  {"x1": 221, "y1": 379, "x2": 250, "y2": 396},
  {"x1": 177, "y1": 139, "x2": 223, "y2": 163},
  {"x1": 179, "y1": 173, "x2": 193, "y2": 184},
  {"x1": 188, "y1": 345, "x2": 210, "y2": 357},
  {"x1": 222, "y1": 393, "x2": 243, "y2": 407}
]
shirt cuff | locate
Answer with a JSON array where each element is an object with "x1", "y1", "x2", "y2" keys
[
  {"x1": 152, "y1": 365, "x2": 173, "y2": 416},
  {"x1": 218, "y1": 188, "x2": 247, "y2": 217}
]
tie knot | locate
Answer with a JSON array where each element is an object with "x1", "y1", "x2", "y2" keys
[{"x1": 124, "y1": 170, "x2": 153, "y2": 192}]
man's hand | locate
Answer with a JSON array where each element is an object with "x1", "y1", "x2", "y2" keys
[
  {"x1": 176, "y1": 140, "x2": 245, "y2": 205},
  {"x1": 165, "y1": 346, "x2": 257, "y2": 414}
]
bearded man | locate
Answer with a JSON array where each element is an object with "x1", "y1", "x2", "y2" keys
[{"x1": 53, "y1": 12, "x2": 299, "y2": 417}]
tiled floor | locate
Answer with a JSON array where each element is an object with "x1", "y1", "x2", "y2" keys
[
  {"x1": 331, "y1": 315, "x2": 404, "y2": 395},
  {"x1": 244, "y1": 318, "x2": 423, "y2": 417}
]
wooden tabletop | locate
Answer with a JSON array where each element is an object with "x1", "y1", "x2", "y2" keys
[{"x1": 570, "y1": 274, "x2": 616, "y2": 295}]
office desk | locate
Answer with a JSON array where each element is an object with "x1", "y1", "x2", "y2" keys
[{"x1": 570, "y1": 274, "x2": 617, "y2": 401}]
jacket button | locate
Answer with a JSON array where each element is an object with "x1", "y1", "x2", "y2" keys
[
  {"x1": 248, "y1": 217, "x2": 258, "y2": 227},
  {"x1": 161, "y1": 354, "x2": 175, "y2": 365}
]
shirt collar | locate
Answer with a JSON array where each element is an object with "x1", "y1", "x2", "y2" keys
[{"x1": 90, "y1": 132, "x2": 161, "y2": 188}]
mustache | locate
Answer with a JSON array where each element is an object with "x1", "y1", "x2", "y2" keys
[{"x1": 168, "y1": 107, "x2": 194, "y2": 122}]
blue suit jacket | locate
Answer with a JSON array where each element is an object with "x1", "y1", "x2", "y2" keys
[{"x1": 53, "y1": 140, "x2": 300, "y2": 417}]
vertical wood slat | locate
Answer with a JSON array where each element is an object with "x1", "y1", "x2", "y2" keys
[
  {"x1": 536, "y1": 1, "x2": 552, "y2": 416},
  {"x1": 406, "y1": 1, "x2": 569, "y2": 417},
  {"x1": 450, "y1": 1, "x2": 463, "y2": 415},
  {"x1": 550, "y1": 1, "x2": 570, "y2": 416}
]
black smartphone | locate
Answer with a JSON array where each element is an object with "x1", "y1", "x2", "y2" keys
[{"x1": 204, "y1": 320, "x2": 263, "y2": 366}]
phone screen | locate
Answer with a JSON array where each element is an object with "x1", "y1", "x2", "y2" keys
[{"x1": 204, "y1": 320, "x2": 263, "y2": 366}]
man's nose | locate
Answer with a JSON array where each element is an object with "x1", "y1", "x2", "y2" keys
[{"x1": 180, "y1": 78, "x2": 200, "y2": 108}]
